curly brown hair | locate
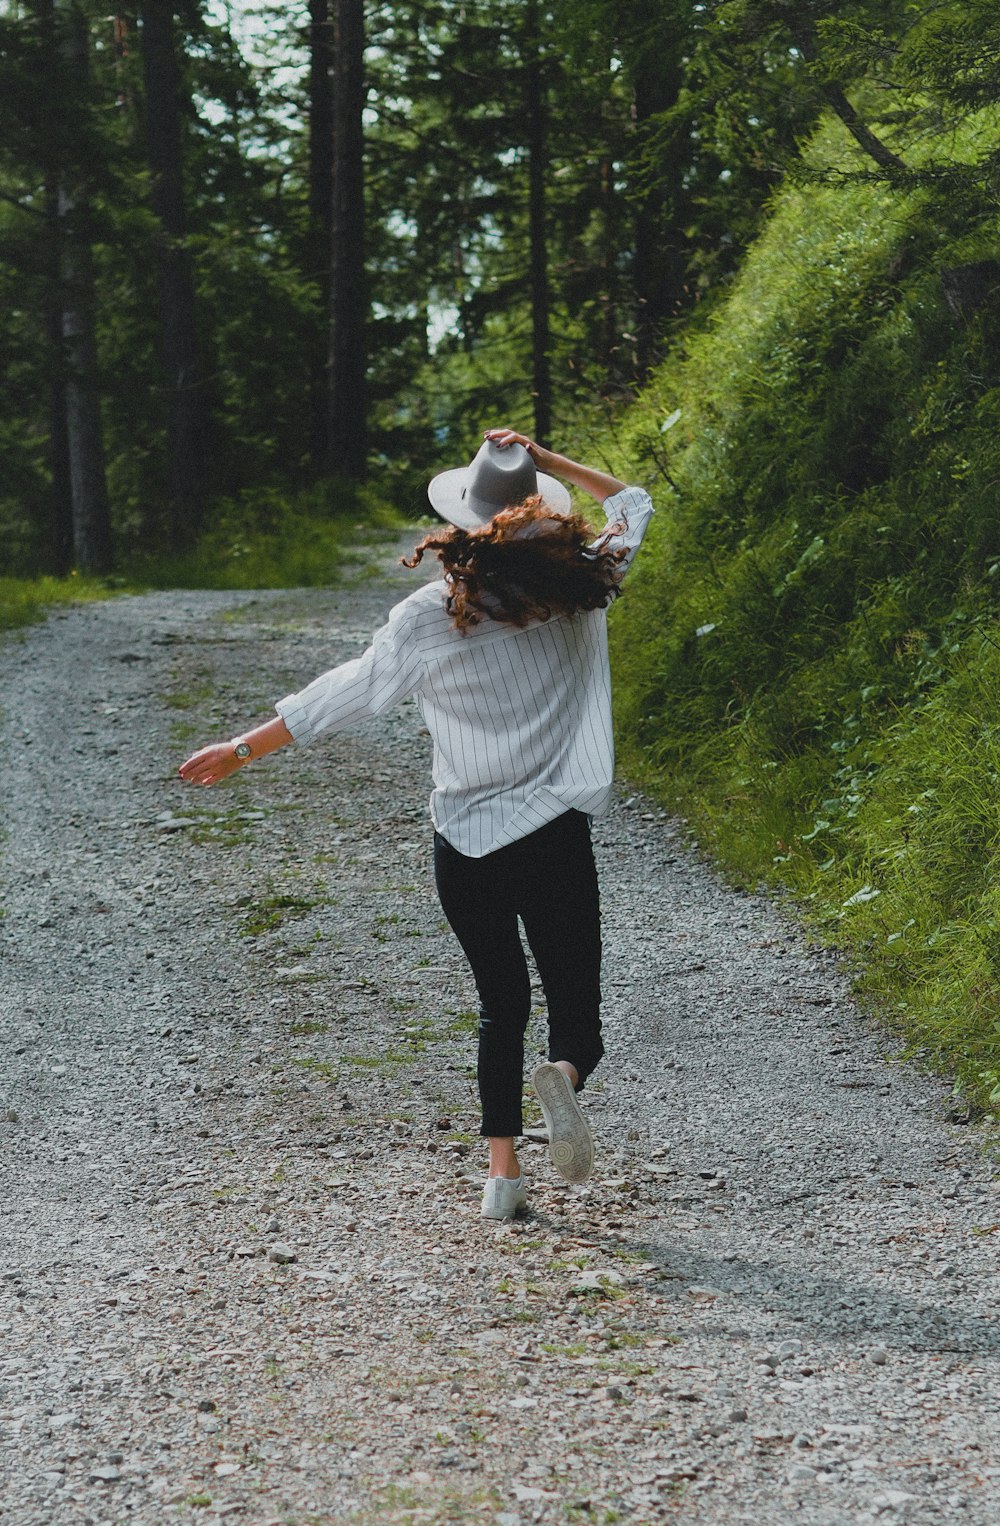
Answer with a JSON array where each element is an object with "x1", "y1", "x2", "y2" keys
[{"x1": 402, "y1": 497, "x2": 628, "y2": 633}]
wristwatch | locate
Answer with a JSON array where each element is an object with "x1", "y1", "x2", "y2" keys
[{"x1": 233, "y1": 739, "x2": 253, "y2": 761}]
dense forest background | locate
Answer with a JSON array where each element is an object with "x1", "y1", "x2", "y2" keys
[
  {"x1": 0, "y1": 0, "x2": 897, "y2": 574},
  {"x1": 4, "y1": 0, "x2": 1000, "y2": 1111}
]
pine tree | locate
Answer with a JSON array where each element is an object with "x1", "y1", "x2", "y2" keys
[
  {"x1": 140, "y1": 0, "x2": 206, "y2": 540},
  {"x1": 327, "y1": 0, "x2": 366, "y2": 479},
  {"x1": 306, "y1": 0, "x2": 334, "y2": 470},
  {"x1": 56, "y1": 0, "x2": 113, "y2": 572}
]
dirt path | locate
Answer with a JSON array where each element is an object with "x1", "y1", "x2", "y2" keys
[{"x1": 2, "y1": 535, "x2": 998, "y2": 1526}]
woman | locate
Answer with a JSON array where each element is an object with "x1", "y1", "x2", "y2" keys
[{"x1": 179, "y1": 428, "x2": 653, "y2": 1219}]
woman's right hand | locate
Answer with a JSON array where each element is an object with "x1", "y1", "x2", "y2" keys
[{"x1": 178, "y1": 742, "x2": 244, "y2": 787}]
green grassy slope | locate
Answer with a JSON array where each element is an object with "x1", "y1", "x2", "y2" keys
[{"x1": 607, "y1": 115, "x2": 1000, "y2": 1112}]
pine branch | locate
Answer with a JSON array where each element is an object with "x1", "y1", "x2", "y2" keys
[
  {"x1": 786, "y1": 15, "x2": 908, "y2": 176},
  {"x1": 0, "y1": 188, "x2": 46, "y2": 220},
  {"x1": 819, "y1": 79, "x2": 908, "y2": 174}
]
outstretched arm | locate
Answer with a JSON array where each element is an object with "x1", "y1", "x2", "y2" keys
[
  {"x1": 179, "y1": 715, "x2": 293, "y2": 787},
  {"x1": 483, "y1": 427, "x2": 627, "y2": 504},
  {"x1": 180, "y1": 589, "x2": 425, "y2": 788}
]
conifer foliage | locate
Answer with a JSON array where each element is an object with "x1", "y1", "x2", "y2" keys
[{"x1": 0, "y1": 0, "x2": 992, "y2": 572}]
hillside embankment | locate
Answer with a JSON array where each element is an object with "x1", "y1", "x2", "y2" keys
[{"x1": 605, "y1": 114, "x2": 1000, "y2": 1112}]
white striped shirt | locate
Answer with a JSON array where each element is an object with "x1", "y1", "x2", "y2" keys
[{"x1": 275, "y1": 485, "x2": 654, "y2": 857}]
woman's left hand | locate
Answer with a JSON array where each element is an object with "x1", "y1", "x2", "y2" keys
[{"x1": 483, "y1": 427, "x2": 553, "y2": 472}]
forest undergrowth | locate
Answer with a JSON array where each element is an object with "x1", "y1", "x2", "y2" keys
[{"x1": 1, "y1": 483, "x2": 406, "y2": 631}]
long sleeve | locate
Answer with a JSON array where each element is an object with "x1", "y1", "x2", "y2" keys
[
  {"x1": 270, "y1": 493, "x2": 656, "y2": 855},
  {"x1": 597, "y1": 485, "x2": 654, "y2": 572},
  {"x1": 274, "y1": 594, "x2": 425, "y2": 744}
]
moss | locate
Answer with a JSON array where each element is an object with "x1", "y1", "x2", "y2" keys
[{"x1": 240, "y1": 892, "x2": 322, "y2": 937}]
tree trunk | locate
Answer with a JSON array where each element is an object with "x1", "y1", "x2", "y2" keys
[
  {"x1": 525, "y1": 0, "x2": 551, "y2": 447},
  {"x1": 141, "y1": 0, "x2": 204, "y2": 539},
  {"x1": 630, "y1": 16, "x2": 686, "y2": 380},
  {"x1": 818, "y1": 79, "x2": 907, "y2": 173},
  {"x1": 57, "y1": 2, "x2": 113, "y2": 574},
  {"x1": 597, "y1": 145, "x2": 618, "y2": 382},
  {"x1": 307, "y1": 0, "x2": 334, "y2": 471},
  {"x1": 35, "y1": 0, "x2": 73, "y2": 573},
  {"x1": 46, "y1": 183, "x2": 74, "y2": 575},
  {"x1": 940, "y1": 262, "x2": 1000, "y2": 322},
  {"x1": 327, "y1": 0, "x2": 366, "y2": 480}
]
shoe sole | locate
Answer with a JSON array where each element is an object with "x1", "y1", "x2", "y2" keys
[
  {"x1": 480, "y1": 1200, "x2": 526, "y2": 1220},
  {"x1": 532, "y1": 1063, "x2": 594, "y2": 1183}
]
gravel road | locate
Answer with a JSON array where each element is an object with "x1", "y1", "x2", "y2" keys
[{"x1": 2, "y1": 532, "x2": 999, "y2": 1526}]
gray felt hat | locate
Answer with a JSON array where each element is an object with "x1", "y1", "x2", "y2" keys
[{"x1": 427, "y1": 440, "x2": 571, "y2": 531}]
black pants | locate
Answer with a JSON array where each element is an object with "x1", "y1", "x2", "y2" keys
[{"x1": 434, "y1": 810, "x2": 603, "y2": 1138}]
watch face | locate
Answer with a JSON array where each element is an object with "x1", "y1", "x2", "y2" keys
[{"x1": 234, "y1": 742, "x2": 252, "y2": 759}]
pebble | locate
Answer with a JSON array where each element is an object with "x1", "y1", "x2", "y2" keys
[
  {"x1": 267, "y1": 1242, "x2": 297, "y2": 1264},
  {"x1": 568, "y1": 1270, "x2": 614, "y2": 1295},
  {"x1": 788, "y1": 1464, "x2": 817, "y2": 1483},
  {"x1": 873, "y1": 1491, "x2": 918, "y2": 1515}
]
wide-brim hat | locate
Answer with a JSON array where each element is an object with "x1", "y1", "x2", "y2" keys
[{"x1": 427, "y1": 440, "x2": 571, "y2": 531}]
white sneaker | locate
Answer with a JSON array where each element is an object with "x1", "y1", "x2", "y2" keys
[
  {"x1": 480, "y1": 1175, "x2": 527, "y2": 1220},
  {"x1": 532, "y1": 1062, "x2": 594, "y2": 1183}
]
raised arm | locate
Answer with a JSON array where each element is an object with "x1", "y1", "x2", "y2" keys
[{"x1": 483, "y1": 428, "x2": 627, "y2": 504}]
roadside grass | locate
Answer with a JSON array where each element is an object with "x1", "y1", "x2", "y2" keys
[
  {"x1": 2, "y1": 481, "x2": 408, "y2": 636},
  {"x1": 606, "y1": 108, "x2": 1000, "y2": 1115},
  {"x1": 0, "y1": 574, "x2": 123, "y2": 633},
  {"x1": 130, "y1": 481, "x2": 405, "y2": 590}
]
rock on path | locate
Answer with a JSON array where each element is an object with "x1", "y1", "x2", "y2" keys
[{"x1": 1, "y1": 534, "x2": 998, "y2": 1526}]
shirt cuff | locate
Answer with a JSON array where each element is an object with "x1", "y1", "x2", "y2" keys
[
  {"x1": 603, "y1": 485, "x2": 652, "y2": 513},
  {"x1": 274, "y1": 694, "x2": 316, "y2": 745}
]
